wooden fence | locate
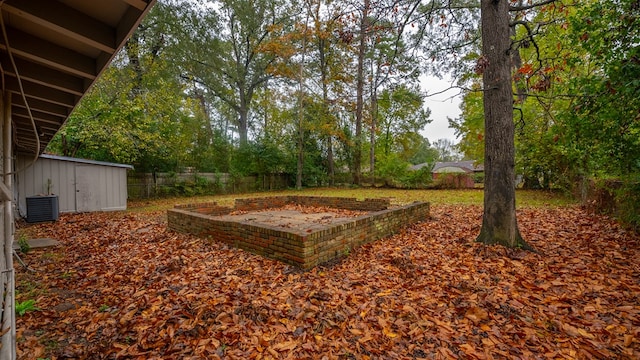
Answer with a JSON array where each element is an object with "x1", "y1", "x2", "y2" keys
[{"x1": 127, "y1": 172, "x2": 293, "y2": 199}]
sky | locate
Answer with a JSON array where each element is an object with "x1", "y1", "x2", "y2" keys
[{"x1": 420, "y1": 75, "x2": 463, "y2": 144}]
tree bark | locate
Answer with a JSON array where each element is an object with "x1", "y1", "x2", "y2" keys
[
  {"x1": 476, "y1": 0, "x2": 532, "y2": 250},
  {"x1": 353, "y1": 0, "x2": 369, "y2": 186},
  {"x1": 369, "y1": 80, "x2": 378, "y2": 185},
  {"x1": 238, "y1": 107, "x2": 248, "y2": 145},
  {"x1": 297, "y1": 13, "x2": 309, "y2": 190},
  {"x1": 319, "y1": 39, "x2": 335, "y2": 187}
]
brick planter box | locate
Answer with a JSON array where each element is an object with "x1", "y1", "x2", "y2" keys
[{"x1": 167, "y1": 196, "x2": 430, "y2": 269}]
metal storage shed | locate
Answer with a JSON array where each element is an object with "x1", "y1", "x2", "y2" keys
[{"x1": 16, "y1": 154, "x2": 133, "y2": 216}]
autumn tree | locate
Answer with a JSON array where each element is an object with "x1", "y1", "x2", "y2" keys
[
  {"x1": 475, "y1": 0, "x2": 563, "y2": 249},
  {"x1": 174, "y1": 0, "x2": 296, "y2": 145},
  {"x1": 307, "y1": 0, "x2": 349, "y2": 186},
  {"x1": 352, "y1": 0, "x2": 371, "y2": 185}
]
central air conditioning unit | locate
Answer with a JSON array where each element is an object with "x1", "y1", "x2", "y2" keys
[{"x1": 26, "y1": 195, "x2": 59, "y2": 223}]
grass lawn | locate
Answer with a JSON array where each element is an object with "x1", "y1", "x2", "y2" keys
[{"x1": 127, "y1": 187, "x2": 576, "y2": 214}]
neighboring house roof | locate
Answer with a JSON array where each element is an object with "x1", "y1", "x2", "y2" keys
[
  {"x1": 40, "y1": 154, "x2": 134, "y2": 170},
  {"x1": 432, "y1": 161, "x2": 484, "y2": 173},
  {"x1": 409, "y1": 162, "x2": 432, "y2": 171}
]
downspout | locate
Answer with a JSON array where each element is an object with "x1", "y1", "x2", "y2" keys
[{"x1": 1, "y1": 91, "x2": 15, "y2": 360}]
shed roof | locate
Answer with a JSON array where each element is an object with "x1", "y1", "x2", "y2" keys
[
  {"x1": 40, "y1": 153, "x2": 133, "y2": 170},
  {"x1": 1, "y1": 0, "x2": 157, "y2": 156}
]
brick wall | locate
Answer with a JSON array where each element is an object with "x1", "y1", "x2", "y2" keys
[
  {"x1": 173, "y1": 202, "x2": 233, "y2": 216},
  {"x1": 167, "y1": 196, "x2": 429, "y2": 269},
  {"x1": 233, "y1": 196, "x2": 390, "y2": 212}
]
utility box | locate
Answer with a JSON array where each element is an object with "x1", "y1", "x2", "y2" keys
[{"x1": 26, "y1": 195, "x2": 59, "y2": 223}]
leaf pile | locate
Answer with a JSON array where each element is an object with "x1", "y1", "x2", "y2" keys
[{"x1": 15, "y1": 205, "x2": 640, "y2": 359}]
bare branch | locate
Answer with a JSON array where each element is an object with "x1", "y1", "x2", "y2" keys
[
  {"x1": 509, "y1": 0, "x2": 557, "y2": 12},
  {"x1": 510, "y1": 20, "x2": 543, "y2": 73}
]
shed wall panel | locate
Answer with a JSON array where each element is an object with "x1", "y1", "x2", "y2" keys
[{"x1": 16, "y1": 155, "x2": 129, "y2": 217}]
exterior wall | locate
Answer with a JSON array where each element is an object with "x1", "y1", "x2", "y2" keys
[
  {"x1": 168, "y1": 197, "x2": 430, "y2": 269},
  {"x1": 15, "y1": 155, "x2": 129, "y2": 216},
  {"x1": 433, "y1": 172, "x2": 475, "y2": 188}
]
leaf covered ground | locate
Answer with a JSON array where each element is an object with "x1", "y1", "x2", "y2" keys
[{"x1": 15, "y1": 197, "x2": 640, "y2": 359}]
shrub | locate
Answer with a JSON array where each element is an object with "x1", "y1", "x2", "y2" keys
[
  {"x1": 586, "y1": 177, "x2": 640, "y2": 232},
  {"x1": 400, "y1": 167, "x2": 433, "y2": 188},
  {"x1": 614, "y1": 179, "x2": 640, "y2": 232}
]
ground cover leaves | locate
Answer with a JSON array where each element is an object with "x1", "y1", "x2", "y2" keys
[{"x1": 15, "y1": 204, "x2": 640, "y2": 359}]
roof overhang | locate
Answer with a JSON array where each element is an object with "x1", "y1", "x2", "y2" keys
[{"x1": 0, "y1": 0, "x2": 157, "y2": 155}]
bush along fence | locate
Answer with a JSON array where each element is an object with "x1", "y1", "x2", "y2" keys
[
  {"x1": 582, "y1": 177, "x2": 640, "y2": 232},
  {"x1": 127, "y1": 172, "x2": 293, "y2": 199}
]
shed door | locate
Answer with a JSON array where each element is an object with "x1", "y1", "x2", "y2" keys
[{"x1": 75, "y1": 166, "x2": 101, "y2": 212}]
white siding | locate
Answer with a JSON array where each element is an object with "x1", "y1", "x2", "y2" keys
[{"x1": 16, "y1": 155, "x2": 129, "y2": 216}]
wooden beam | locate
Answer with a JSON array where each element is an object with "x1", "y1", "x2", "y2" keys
[
  {"x1": 13, "y1": 107, "x2": 65, "y2": 126},
  {"x1": 5, "y1": 77, "x2": 78, "y2": 108},
  {"x1": 0, "y1": 28, "x2": 97, "y2": 80},
  {"x1": 0, "y1": 55, "x2": 86, "y2": 96},
  {"x1": 3, "y1": 0, "x2": 117, "y2": 53},
  {"x1": 116, "y1": 6, "x2": 144, "y2": 46},
  {"x1": 12, "y1": 97, "x2": 72, "y2": 118},
  {"x1": 122, "y1": 0, "x2": 149, "y2": 11}
]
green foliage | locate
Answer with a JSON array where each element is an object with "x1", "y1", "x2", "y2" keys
[
  {"x1": 562, "y1": 0, "x2": 640, "y2": 177},
  {"x1": 590, "y1": 177, "x2": 640, "y2": 232},
  {"x1": 47, "y1": 6, "x2": 197, "y2": 172},
  {"x1": 377, "y1": 85, "x2": 431, "y2": 158},
  {"x1": 173, "y1": 0, "x2": 296, "y2": 144},
  {"x1": 449, "y1": 84, "x2": 484, "y2": 161},
  {"x1": 373, "y1": 153, "x2": 433, "y2": 188},
  {"x1": 615, "y1": 180, "x2": 640, "y2": 232},
  {"x1": 375, "y1": 153, "x2": 410, "y2": 185},
  {"x1": 453, "y1": 0, "x2": 640, "y2": 195},
  {"x1": 16, "y1": 299, "x2": 39, "y2": 316},
  {"x1": 18, "y1": 234, "x2": 30, "y2": 254},
  {"x1": 172, "y1": 175, "x2": 216, "y2": 197},
  {"x1": 401, "y1": 167, "x2": 434, "y2": 189},
  {"x1": 230, "y1": 140, "x2": 289, "y2": 177}
]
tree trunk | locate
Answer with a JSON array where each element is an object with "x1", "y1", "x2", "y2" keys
[
  {"x1": 370, "y1": 81, "x2": 378, "y2": 185},
  {"x1": 353, "y1": 0, "x2": 369, "y2": 186},
  {"x1": 238, "y1": 107, "x2": 248, "y2": 145},
  {"x1": 476, "y1": 0, "x2": 532, "y2": 250},
  {"x1": 296, "y1": 14, "x2": 309, "y2": 190},
  {"x1": 319, "y1": 40, "x2": 335, "y2": 187},
  {"x1": 125, "y1": 32, "x2": 143, "y2": 96},
  {"x1": 327, "y1": 137, "x2": 334, "y2": 186},
  {"x1": 195, "y1": 91, "x2": 213, "y2": 140}
]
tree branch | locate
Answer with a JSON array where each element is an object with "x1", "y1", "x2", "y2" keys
[{"x1": 509, "y1": 0, "x2": 557, "y2": 12}]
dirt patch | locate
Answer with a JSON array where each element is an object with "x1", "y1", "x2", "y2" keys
[{"x1": 224, "y1": 204, "x2": 369, "y2": 231}]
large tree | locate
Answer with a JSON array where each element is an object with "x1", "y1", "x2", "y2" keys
[
  {"x1": 475, "y1": 0, "x2": 533, "y2": 249},
  {"x1": 175, "y1": 0, "x2": 295, "y2": 145}
]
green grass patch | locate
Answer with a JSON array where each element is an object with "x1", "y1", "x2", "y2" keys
[{"x1": 16, "y1": 299, "x2": 39, "y2": 316}]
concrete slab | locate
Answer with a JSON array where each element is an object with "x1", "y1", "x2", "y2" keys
[{"x1": 13, "y1": 238, "x2": 60, "y2": 250}]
